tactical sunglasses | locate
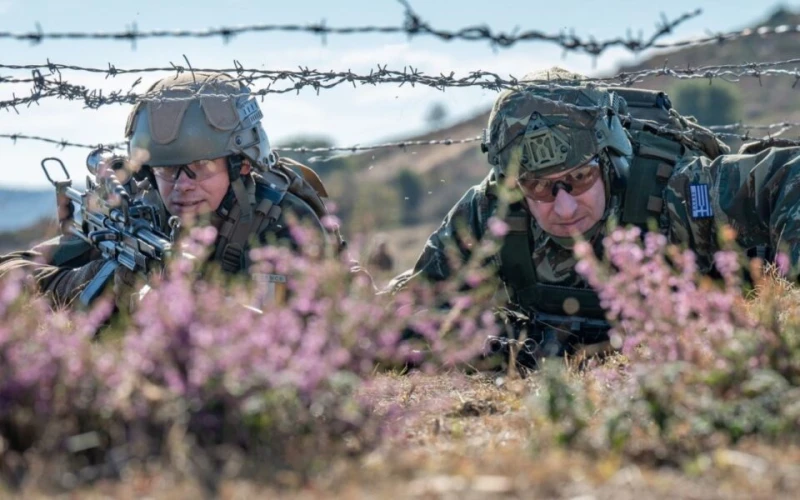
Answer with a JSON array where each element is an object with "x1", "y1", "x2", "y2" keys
[
  {"x1": 151, "y1": 159, "x2": 226, "y2": 183},
  {"x1": 516, "y1": 158, "x2": 602, "y2": 203}
]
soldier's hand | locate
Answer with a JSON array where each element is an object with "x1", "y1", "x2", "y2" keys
[
  {"x1": 56, "y1": 189, "x2": 74, "y2": 235},
  {"x1": 113, "y1": 266, "x2": 141, "y2": 314}
]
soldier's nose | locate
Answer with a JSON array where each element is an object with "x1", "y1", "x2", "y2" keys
[
  {"x1": 173, "y1": 171, "x2": 196, "y2": 190},
  {"x1": 552, "y1": 188, "x2": 578, "y2": 219}
]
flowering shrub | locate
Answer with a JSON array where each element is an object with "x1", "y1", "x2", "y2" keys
[
  {"x1": 0, "y1": 224, "x2": 498, "y2": 493},
  {"x1": 530, "y1": 226, "x2": 800, "y2": 462}
]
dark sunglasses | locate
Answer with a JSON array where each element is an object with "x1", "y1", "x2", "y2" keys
[
  {"x1": 517, "y1": 159, "x2": 601, "y2": 203},
  {"x1": 151, "y1": 160, "x2": 225, "y2": 182}
]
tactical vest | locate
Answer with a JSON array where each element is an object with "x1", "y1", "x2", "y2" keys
[
  {"x1": 213, "y1": 155, "x2": 344, "y2": 273},
  {"x1": 497, "y1": 88, "x2": 728, "y2": 319}
]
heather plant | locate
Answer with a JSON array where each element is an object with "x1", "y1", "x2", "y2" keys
[
  {"x1": 528, "y1": 226, "x2": 800, "y2": 464},
  {"x1": 0, "y1": 223, "x2": 498, "y2": 494},
  {"x1": 0, "y1": 271, "x2": 115, "y2": 488}
]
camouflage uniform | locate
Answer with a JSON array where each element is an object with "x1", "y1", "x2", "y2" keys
[
  {"x1": 0, "y1": 72, "x2": 342, "y2": 309},
  {"x1": 388, "y1": 73, "x2": 800, "y2": 333}
]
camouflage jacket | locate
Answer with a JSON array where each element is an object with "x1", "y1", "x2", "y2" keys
[{"x1": 388, "y1": 146, "x2": 800, "y2": 302}]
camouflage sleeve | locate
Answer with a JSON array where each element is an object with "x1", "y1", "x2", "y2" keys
[
  {"x1": 0, "y1": 248, "x2": 106, "y2": 308},
  {"x1": 385, "y1": 179, "x2": 494, "y2": 292},
  {"x1": 664, "y1": 146, "x2": 800, "y2": 268},
  {"x1": 30, "y1": 235, "x2": 98, "y2": 267}
]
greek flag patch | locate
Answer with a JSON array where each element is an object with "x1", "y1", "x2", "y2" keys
[{"x1": 689, "y1": 183, "x2": 713, "y2": 219}]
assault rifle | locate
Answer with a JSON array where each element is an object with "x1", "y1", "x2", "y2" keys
[
  {"x1": 40, "y1": 153, "x2": 181, "y2": 307},
  {"x1": 489, "y1": 309, "x2": 611, "y2": 366}
]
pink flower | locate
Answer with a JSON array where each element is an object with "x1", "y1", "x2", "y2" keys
[{"x1": 487, "y1": 217, "x2": 509, "y2": 238}]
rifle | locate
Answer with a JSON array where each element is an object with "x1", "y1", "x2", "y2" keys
[
  {"x1": 489, "y1": 308, "x2": 612, "y2": 365},
  {"x1": 40, "y1": 154, "x2": 181, "y2": 307}
]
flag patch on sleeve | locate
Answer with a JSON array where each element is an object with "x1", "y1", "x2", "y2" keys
[{"x1": 689, "y1": 183, "x2": 713, "y2": 219}]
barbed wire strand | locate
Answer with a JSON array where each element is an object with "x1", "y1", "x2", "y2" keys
[
  {"x1": 2, "y1": 8, "x2": 798, "y2": 55},
  {"x1": 0, "y1": 133, "x2": 127, "y2": 150},
  {"x1": 3, "y1": 118, "x2": 799, "y2": 156},
  {"x1": 0, "y1": 4, "x2": 705, "y2": 56},
  {"x1": 4, "y1": 57, "x2": 800, "y2": 86},
  {"x1": 4, "y1": 59, "x2": 800, "y2": 112}
]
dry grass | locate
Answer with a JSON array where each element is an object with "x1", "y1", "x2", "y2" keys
[{"x1": 14, "y1": 370, "x2": 796, "y2": 500}]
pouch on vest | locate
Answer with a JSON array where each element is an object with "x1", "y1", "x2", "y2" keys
[{"x1": 620, "y1": 131, "x2": 682, "y2": 227}]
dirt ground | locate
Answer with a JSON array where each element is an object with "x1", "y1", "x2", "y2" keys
[{"x1": 21, "y1": 371, "x2": 796, "y2": 500}]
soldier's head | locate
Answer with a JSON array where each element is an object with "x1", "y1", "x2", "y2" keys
[
  {"x1": 125, "y1": 72, "x2": 276, "y2": 223},
  {"x1": 482, "y1": 67, "x2": 632, "y2": 238}
]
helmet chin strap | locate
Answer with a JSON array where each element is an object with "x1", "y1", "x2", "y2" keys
[
  {"x1": 212, "y1": 155, "x2": 258, "y2": 272},
  {"x1": 216, "y1": 155, "x2": 253, "y2": 221}
]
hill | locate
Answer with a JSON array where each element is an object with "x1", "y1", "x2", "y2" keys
[
  {"x1": 610, "y1": 7, "x2": 800, "y2": 127},
  {"x1": 0, "y1": 187, "x2": 55, "y2": 231}
]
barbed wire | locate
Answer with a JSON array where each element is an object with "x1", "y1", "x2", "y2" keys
[
  {"x1": 2, "y1": 6, "x2": 799, "y2": 55},
  {"x1": 3, "y1": 117, "x2": 799, "y2": 155},
  {"x1": 0, "y1": 133, "x2": 127, "y2": 150},
  {"x1": 0, "y1": 132, "x2": 484, "y2": 153},
  {"x1": 4, "y1": 58, "x2": 800, "y2": 112},
  {"x1": 708, "y1": 121, "x2": 800, "y2": 132},
  {"x1": 651, "y1": 22, "x2": 800, "y2": 50},
  {"x1": 5, "y1": 57, "x2": 800, "y2": 85},
  {"x1": 0, "y1": 4, "x2": 705, "y2": 56}
]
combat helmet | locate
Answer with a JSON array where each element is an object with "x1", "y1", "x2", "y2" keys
[
  {"x1": 482, "y1": 67, "x2": 633, "y2": 188},
  {"x1": 124, "y1": 71, "x2": 276, "y2": 218}
]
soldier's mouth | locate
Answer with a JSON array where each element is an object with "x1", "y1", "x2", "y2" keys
[
  {"x1": 556, "y1": 216, "x2": 586, "y2": 227},
  {"x1": 173, "y1": 200, "x2": 203, "y2": 210}
]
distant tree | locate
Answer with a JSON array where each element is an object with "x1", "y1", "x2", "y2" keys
[
  {"x1": 425, "y1": 102, "x2": 449, "y2": 130},
  {"x1": 396, "y1": 169, "x2": 425, "y2": 225},
  {"x1": 669, "y1": 81, "x2": 743, "y2": 127}
]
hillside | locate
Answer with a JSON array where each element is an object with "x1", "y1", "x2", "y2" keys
[
  {"x1": 610, "y1": 7, "x2": 800, "y2": 128},
  {"x1": 0, "y1": 187, "x2": 54, "y2": 232}
]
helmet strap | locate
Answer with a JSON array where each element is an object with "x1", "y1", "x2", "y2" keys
[{"x1": 212, "y1": 157, "x2": 257, "y2": 272}]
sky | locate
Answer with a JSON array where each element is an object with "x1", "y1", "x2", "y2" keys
[{"x1": 1, "y1": 0, "x2": 798, "y2": 188}]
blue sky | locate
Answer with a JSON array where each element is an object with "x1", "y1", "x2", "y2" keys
[{"x1": 1, "y1": 0, "x2": 798, "y2": 187}]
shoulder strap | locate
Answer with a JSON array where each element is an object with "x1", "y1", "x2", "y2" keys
[
  {"x1": 214, "y1": 174, "x2": 283, "y2": 272},
  {"x1": 620, "y1": 129, "x2": 681, "y2": 228},
  {"x1": 498, "y1": 203, "x2": 538, "y2": 307}
]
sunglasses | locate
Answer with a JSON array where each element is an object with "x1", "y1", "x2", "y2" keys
[
  {"x1": 517, "y1": 160, "x2": 601, "y2": 203},
  {"x1": 152, "y1": 160, "x2": 226, "y2": 183}
]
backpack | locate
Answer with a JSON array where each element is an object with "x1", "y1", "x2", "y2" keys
[{"x1": 607, "y1": 87, "x2": 730, "y2": 227}]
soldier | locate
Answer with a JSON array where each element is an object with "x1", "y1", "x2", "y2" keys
[
  {"x1": 386, "y1": 68, "x2": 800, "y2": 361},
  {"x1": 0, "y1": 71, "x2": 343, "y2": 311}
]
